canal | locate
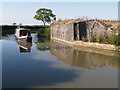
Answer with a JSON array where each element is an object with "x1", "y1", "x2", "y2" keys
[{"x1": 1, "y1": 33, "x2": 118, "y2": 88}]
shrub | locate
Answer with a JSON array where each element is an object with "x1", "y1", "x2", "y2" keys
[
  {"x1": 37, "y1": 27, "x2": 50, "y2": 38},
  {"x1": 82, "y1": 37, "x2": 88, "y2": 42},
  {"x1": 90, "y1": 36, "x2": 97, "y2": 42},
  {"x1": 107, "y1": 34, "x2": 118, "y2": 45},
  {"x1": 82, "y1": 34, "x2": 119, "y2": 45}
]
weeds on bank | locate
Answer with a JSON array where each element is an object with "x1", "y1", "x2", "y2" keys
[{"x1": 81, "y1": 34, "x2": 119, "y2": 46}]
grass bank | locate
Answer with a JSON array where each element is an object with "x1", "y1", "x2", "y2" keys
[{"x1": 81, "y1": 34, "x2": 120, "y2": 46}]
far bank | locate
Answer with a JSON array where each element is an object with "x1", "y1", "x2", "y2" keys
[{"x1": 0, "y1": 25, "x2": 50, "y2": 38}]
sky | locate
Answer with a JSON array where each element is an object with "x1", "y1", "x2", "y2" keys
[{"x1": 0, "y1": 1, "x2": 118, "y2": 25}]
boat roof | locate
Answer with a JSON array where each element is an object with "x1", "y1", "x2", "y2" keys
[{"x1": 16, "y1": 28, "x2": 30, "y2": 31}]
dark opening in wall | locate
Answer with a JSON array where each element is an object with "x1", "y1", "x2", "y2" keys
[
  {"x1": 79, "y1": 22, "x2": 87, "y2": 40},
  {"x1": 74, "y1": 22, "x2": 87, "y2": 41}
]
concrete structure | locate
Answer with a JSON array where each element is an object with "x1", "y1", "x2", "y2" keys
[
  {"x1": 50, "y1": 20, "x2": 109, "y2": 43},
  {"x1": 50, "y1": 19, "x2": 118, "y2": 51}
]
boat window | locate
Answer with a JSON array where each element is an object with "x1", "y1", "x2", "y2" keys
[{"x1": 20, "y1": 30, "x2": 30, "y2": 36}]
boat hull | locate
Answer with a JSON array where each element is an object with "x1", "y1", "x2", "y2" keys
[{"x1": 15, "y1": 36, "x2": 32, "y2": 42}]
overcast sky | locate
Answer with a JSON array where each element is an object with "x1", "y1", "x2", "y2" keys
[{"x1": 0, "y1": 1, "x2": 118, "y2": 25}]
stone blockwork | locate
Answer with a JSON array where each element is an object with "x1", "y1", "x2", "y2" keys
[
  {"x1": 50, "y1": 20, "x2": 109, "y2": 42},
  {"x1": 50, "y1": 19, "x2": 118, "y2": 51},
  {"x1": 50, "y1": 22, "x2": 74, "y2": 42},
  {"x1": 85, "y1": 21, "x2": 108, "y2": 40}
]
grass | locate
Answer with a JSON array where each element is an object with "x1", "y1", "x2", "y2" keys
[{"x1": 84, "y1": 34, "x2": 119, "y2": 46}]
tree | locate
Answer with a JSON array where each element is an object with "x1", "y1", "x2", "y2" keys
[
  {"x1": 34, "y1": 8, "x2": 56, "y2": 26},
  {"x1": 13, "y1": 22, "x2": 17, "y2": 26}
]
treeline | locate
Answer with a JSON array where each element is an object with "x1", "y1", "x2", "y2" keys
[{"x1": 0, "y1": 25, "x2": 50, "y2": 37}]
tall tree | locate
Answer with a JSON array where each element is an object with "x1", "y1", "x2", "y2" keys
[{"x1": 34, "y1": 8, "x2": 56, "y2": 26}]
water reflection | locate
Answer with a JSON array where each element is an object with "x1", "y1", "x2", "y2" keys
[
  {"x1": 2, "y1": 33, "x2": 118, "y2": 88},
  {"x1": 17, "y1": 40, "x2": 32, "y2": 53},
  {"x1": 50, "y1": 40, "x2": 118, "y2": 69},
  {"x1": 35, "y1": 37, "x2": 50, "y2": 51},
  {"x1": 2, "y1": 35, "x2": 80, "y2": 88}
]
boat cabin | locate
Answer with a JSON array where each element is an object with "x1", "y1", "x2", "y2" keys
[
  {"x1": 15, "y1": 28, "x2": 32, "y2": 42},
  {"x1": 15, "y1": 28, "x2": 31, "y2": 37}
]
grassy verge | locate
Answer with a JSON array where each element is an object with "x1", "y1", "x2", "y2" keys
[{"x1": 82, "y1": 34, "x2": 120, "y2": 46}]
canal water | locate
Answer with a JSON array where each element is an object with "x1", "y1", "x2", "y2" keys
[{"x1": 1, "y1": 33, "x2": 118, "y2": 88}]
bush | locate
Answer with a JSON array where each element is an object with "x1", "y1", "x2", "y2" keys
[
  {"x1": 90, "y1": 36, "x2": 97, "y2": 42},
  {"x1": 37, "y1": 27, "x2": 50, "y2": 38},
  {"x1": 82, "y1": 34, "x2": 119, "y2": 45},
  {"x1": 82, "y1": 37, "x2": 88, "y2": 42},
  {"x1": 107, "y1": 34, "x2": 118, "y2": 45}
]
